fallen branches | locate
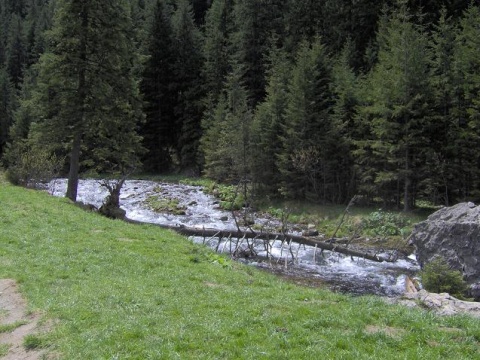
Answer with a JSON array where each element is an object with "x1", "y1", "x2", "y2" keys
[{"x1": 125, "y1": 218, "x2": 393, "y2": 263}]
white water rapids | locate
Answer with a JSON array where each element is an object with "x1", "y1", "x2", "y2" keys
[{"x1": 47, "y1": 179, "x2": 419, "y2": 297}]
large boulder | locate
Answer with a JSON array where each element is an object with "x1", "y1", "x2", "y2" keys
[{"x1": 409, "y1": 202, "x2": 480, "y2": 299}]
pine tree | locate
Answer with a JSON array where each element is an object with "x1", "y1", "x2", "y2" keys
[
  {"x1": 172, "y1": 0, "x2": 204, "y2": 173},
  {"x1": 28, "y1": 0, "x2": 144, "y2": 201},
  {"x1": 452, "y1": 4, "x2": 480, "y2": 200},
  {"x1": 140, "y1": 0, "x2": 176, "y2": 172},
  {"x1": 0, "y1": 66, "x2": 15, "y2": 156},
  {"x1": 354, "y1": 1, "x2": 432, "y2": 210},
  {"x1": 249, "y1": 45, "x2": 290, "y2": 195},
  {"x1": 202, "y1": 64, "x2": 252, "y2": 183},
  {"x1": 5, "y1": 14, "x2": 27, "y2": 88},
  {"x1": 425, "y1": 7, "x2": 461, "y2": 205},
  {"x1": 231, "y1": 0, "x2": 286, "y2": 106},
  {"x1": 277, "y1": 39, "x2": 336, "y2": 202},
  {"x1": 330, "y1": 40, "x2": 360, "y2": 203},
  {"x1": 202, "y1": 0, "x2": 235, "y2": 104}
]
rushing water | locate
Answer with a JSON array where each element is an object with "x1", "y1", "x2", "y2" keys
[{"x1": 48, "y1": 178, "x2": 419, "y2": 297}]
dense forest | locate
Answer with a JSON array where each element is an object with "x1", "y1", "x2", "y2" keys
[{"x1": 0, "y1": 0, "x2": 478, "y2": 210}]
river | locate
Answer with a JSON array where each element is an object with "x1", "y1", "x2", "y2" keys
[{"x1": 48, "y1": 178, "x2": 419, "y2": 297}]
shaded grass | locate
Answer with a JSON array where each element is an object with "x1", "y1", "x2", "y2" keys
[{"x1": 0, "y1": 181, "x2": 478, "y2": 359}]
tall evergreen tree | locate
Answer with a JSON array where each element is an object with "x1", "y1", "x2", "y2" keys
[
  {"x1": 425, "y1": 7, "x2": 461, "y2": 205},
  {"x1": 231, "y1": 0, "x2": 285, "y2": 106},
  {"x1": 202, "y1": 64, "x2": 252, "y2": 183},
  {"x1": 250, "y1": 45, "x2": 290, "y2": 195},
  {"x1": 330, "y1": 40, "x2": 360, "y2": 202},
  {"x1": 202, "y1": 0, "x2": 235, "y2": 104},
  {"x1": 26, "y1": 0, "x2": 144, "y2": 201},
  {"x1": 0, "y1": 66, "x2": 14, "y2": 156},
  {"x1": 277, "y1": 39, "x2": 336, "y2": 202},
  {"x1": 451, "y1": 4, "x2": 480, "y2": 200},
  {"x1": 354, "y1": 1, "x2": 432, "y2": 210},
  {"x1": 140, "y1": 0, "x2": 176, "y2": 172},
  {"x1": 172, "y1": 0, "x2": 204, "y2": 173},
  {"x1": 5, "y1": 14, "x2": 27, "y2": 88}
]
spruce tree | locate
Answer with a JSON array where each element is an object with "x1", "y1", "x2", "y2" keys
[
  {"x1": 28, "y1": 0, "x2": 144, "y2": 201},
  {"x1": 172, "y1": 0, "x2": 204, "y2": 173},
  {"x1": 249, "y1": 45, "x2": 290, "y2": 195},
  {"x1": 426, "y1": 7, "x2": 461, "y2": 205},
  {"x1": 0, "y1": 66, "x2": 14, "y2": 156},
  {"x1": 452, "y1": 4, "x2": 480, "y2": 200},
  {"x1": 277, "y1": 39, "x2": 336, "y2": 202},
  {"x1": 5, "y1": 14, "x2": 27, "y2": 88},
  {"x1": 202, "y1": 64, "x2": 252, "y2": 183},
  {"x1": 140, "y1": 0, "x2": 176, "y2": 172},
  {"x1": 354, "y1": 1, "x2": 432, "y2": 210}
]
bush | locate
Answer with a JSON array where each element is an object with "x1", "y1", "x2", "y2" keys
[
  {"x1": 3, "y1": 141, "x2": 64, "y2": 188},
  {"x1": 361, "y1": 210, "x2": 410, "y2": 237},
  {"x1": 420, "y1": 257, "x2": 468, "y2": 298}
]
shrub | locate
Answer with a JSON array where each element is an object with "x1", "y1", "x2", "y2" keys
[
  {"x1": 361, "y1": 210, "x2": 410, "y2": 237},
  {"x1": 420, "y1": 257, "x2": 468, "y2": 298},
  {"x1": 3, "y1": 141, "x2": 64, "y2": 188}
]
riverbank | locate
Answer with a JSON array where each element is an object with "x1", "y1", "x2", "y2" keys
[
  {"x1": 1, "y1": 178, "x2": 479, "y2": 358},
  {"x1": 48, "y1": 178, "x2": 420, "y2": 297}
]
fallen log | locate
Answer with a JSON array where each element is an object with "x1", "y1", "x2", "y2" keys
[{"x1": 125, "y1": 218, "x2": 392, "y2": 263}]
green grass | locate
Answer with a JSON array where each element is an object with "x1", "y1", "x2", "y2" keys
[
  {"x1": 0, "y1": 320, "x2": 27, "y2": 333},
  {"x1": 0, "y1": 344, "x2": 9, "y2": 357},
  {"x1": 0, "y1": 179, "x2": 479, "y2": 359}
]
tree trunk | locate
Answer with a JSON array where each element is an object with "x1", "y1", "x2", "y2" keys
[
  {"x1": 66, "y1": 4, "x2": 88, "y2": 202},
  {"x1": 403, "y1": 146, "x2": 411, "y2": 212},
  {"x1": 125, "y1": 219, "x2": 394, "y2": 263},
  {"x1": 66, "y1": 131, "x2": 82, "y2": 202}
]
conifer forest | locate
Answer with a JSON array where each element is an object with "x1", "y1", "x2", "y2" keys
[{"x1": 0, "y1": 0, "x2": 479, "y2": 210}]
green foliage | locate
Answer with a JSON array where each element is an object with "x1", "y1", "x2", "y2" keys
[
  {"x1": 145, "y1": 195, "x2": 186, "y2": 215},
  {"x1": 354, "y1": 2, "x2": 432, "y2": 210},
  {"x1": 3, "y1": 140, "x2": 64, "y2": 188},
  {"x1": 203, "y1": 182, "x2": 245, "y2": 211},
  {"x1": 202, "y1": 66, "x2": 253, "y2": 183},
  {"x1": 172, "y1": 0, "x2": 204, "y2": 173},
  {"x1": 23, "y1": 334, "x2": 44, "y2": 350},
  {"x1": 0, "y1": 344, "x2": 8, "y2": 357},
  {"x1": 361, "y1": 210, "x2": 410, "y2": 237},
  {"x1": 420, "y1": 257, "x2": 468, "y2": 298},
  {"x1": 139, "y1": 0, "x2": 176, "y2": 173}
]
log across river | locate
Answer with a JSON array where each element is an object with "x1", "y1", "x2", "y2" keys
[{"x1": 125, "y1": 218, "x2": 393, "y2": 263}]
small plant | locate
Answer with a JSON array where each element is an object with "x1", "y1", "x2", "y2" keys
[
  {"x1": 23, "y1": 334, "x2": 44, "y2": 350},
  {"x1": 361, "y1": 210, "x2": 410, "y2": 237},
  {"x1": 204, "y1": 183, "x2": 245, "y2": 211},
  {"x1": 145, "y1": 195, "x2": 186, "y2": 215},
  {"x1": 420, "y1": 257, "x2": 468, "y2": 298},
  {"x1": 0, "y1": 344, "x2": 9, "y2": 357}
]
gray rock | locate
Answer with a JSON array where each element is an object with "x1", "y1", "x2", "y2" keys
[
  {"x1": 410, "y1": 202, "x2": 480, "y2": 287},
  {"x1": 402, "y1": 289, "x2": 480, "y2": 318}
]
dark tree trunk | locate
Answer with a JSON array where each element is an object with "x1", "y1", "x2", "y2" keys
[{"x1": 66, "y1": 131, "x2": 82, "y2": 202}]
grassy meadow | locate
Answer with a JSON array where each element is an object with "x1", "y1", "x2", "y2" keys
[{"x1": 0, "y1": 178, "x2": 479, "y2": 359}]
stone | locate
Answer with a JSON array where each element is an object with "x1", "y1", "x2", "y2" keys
[
  {"x1": 409, "y1": 202, "x2": 480, "y2": 299},
  {"x1": 402, "y1": 290, "x2": 480, "y2": 318}
]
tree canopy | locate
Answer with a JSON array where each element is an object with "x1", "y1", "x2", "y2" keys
[{"x1": 2, "y1": 0, "x2": 480, "y2": 209}]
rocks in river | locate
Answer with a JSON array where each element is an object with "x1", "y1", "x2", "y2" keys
[
  {"x1": 302, "y1": 224, "x2": 319, "y2": 237},
  {"x1": 398, "y1": 290, "x2": 480, "y2": 318},
  {"x1": 409, "y1": 202, "x2": 480, "y2": 299}
]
